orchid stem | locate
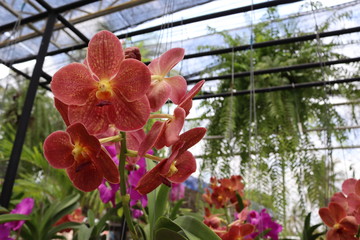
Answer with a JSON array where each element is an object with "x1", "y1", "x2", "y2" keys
[
  {"x1": 149, "y1": 113, "x2": 174, "y2": 119},
  {"x1": 119, "y1": 131, "x2": 138, "y2": 239},
  {"x1": 99, "y1": 134, "x2": 122, "y2": 144},
  {"x1": 126, "y1": 149, "x2": 164, "y2": 162}
]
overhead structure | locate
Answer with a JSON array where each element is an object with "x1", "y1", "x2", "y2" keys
[{"x1": 1, "y1": 0, "x2": 360, "y2": 207}]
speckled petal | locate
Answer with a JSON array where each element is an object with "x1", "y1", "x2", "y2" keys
[
  {"x1": 167, "y1": 151, "x2": 196, "y2": 183},
  {"x1": 163, "y1": 107, "x2": 185, "y2": 146},
  {"x1": 179, "y1": 80, "x2": 205, "y2": 116},
  {"x1": 147, "y1": 80, "x2": 171, "y2": 112},
  {"x1": 54, "y1": 98, "x2": 70, "y2": 126},
  {"x1": 138, "y1": 121, "x2": 164, "y2": 157},
  {"x1": 135, "y1": 161, "x2": 165, "y2": 195},
  {"x1": 166, "y1": 75, "x2": 187, "y2": 104},
  {"x1": 93, "y1": 147, "x2": 120, "y2": 184},
  {"x1": 148, "y1": 48, "x2": 184, "y2": 76},
  {"x1": 66, "y1": 159, "x2": 103, "y2": 192},
  {"x1": 66, "y1": 123, "x2": 101, "y2": 155},
  {"x1": 109, "y1": 90, "x2": 150, "y2": 131},
  {"x1": 112, "y1": 59, "x2": 151, "y2": 102},
  {"x1": 87, "y1": 30, "x2": 124, "y2": 79},
  {"x1": 43, "y1": 131, "x2": 74, "y2": 169},
  {"x1": 51, "y1": 63, "x2": 97, "y2": 105}
]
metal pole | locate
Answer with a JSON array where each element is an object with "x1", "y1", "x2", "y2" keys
[{"x1": 0, "y1": 12, "x2": 57, "y2": 208}]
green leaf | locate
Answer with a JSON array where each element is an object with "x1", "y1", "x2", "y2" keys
[
  {"x1": 154, "y1": 184, "x2": 170, "y2": 221},
  {"x1": 87, "y1": 209, "x2": 95, "y2": 227},
  {"x1": 146, "y1": 158, "x2": 157, "y2": 240},
  {"x1": 92, "y1": 202, "x2": 122, "y2": 237},
  {"x1": 174, "y1": 216, "x2": 221, "y2": 240},
  {"x1": 235, "y1": 193, "x2": 245, "y2": 213},
  {"x1": 46, "y1": 222, "x2": 82, "y2": 238},
  {"x1": 155, "y1": 228, "x2": 188, "y2": 240},
  {"x1": 155, "y1": 216, "x2": 183, "y2": 232},
  {"x1": 0, "y1": 206, "x2": 8, "y2": 213},
  {"x1": 169, "y1": 199, "x2": 184, "y2": 220},
  {"x1": 76, "y1": 224, "x2": 94, "y2": 240},
  {"x1": 0, "y1": 213, "x2": 30, "y2": 223}
]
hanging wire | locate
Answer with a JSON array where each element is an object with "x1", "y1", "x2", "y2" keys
[{"x1": 309, "y1": 0, "x2": 335, "y2": 203}]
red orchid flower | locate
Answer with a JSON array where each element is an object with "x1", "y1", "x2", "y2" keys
[
  {"x1": 135, "y1": 127, "x2": 206, "y2": 195},
  {"x1": 51, "y1": 30, "x2": 151, "y2": 134},
  {"x1": 43, "y1": 123, "x2": 120, "y2": 192},
  {"x1": 147, "y1": 48, "x2": 187, "y2": 112},
  {"x1": 221, "y1": 223, "x2": 255, "y2": 240},
  {"x1": 319, "y1": 202, "x2": 358, "y2": 240}
]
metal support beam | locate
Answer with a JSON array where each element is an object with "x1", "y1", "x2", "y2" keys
[
  {"x1": 194, "y1": 77, "x2": 360, "y2": 100},
  {"x1": 0, "y1": 12, "x2": 56, "y2": 208},
  {"x1": 187, "y1": 56, "x2": 360, "y2": 84}
]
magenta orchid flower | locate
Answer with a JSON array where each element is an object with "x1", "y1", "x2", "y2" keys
[
  {"x1": 147, "y1": 48, "x2": 187, "y2": 112},
  {"x1": 4, "y1": 198, "x2": 34, "y2": 231},
  {"x1": 43, "y1": 123, "x2": 120, "y2": 192},
  {"x1": 51, "y1": 30, "x2": 151, "y2": 134},
  {"x1": 170, "y1": 183, "x2": 185, "y2": 202}
]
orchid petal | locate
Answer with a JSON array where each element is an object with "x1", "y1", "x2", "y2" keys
[
  {"x1": 109, "y1": 90, "x2": 150, "y2": 131},
  {"x1": 68, "y1": 95, "x2": 112, "y2": 135},
  {"x1": 342, "y1": 178, "x2": 357, "y2": 195},
  {"x1": 164, "y1": 107, "x2": 185, "y2": 146},
  {"x1": 167, "y1": 151, "x2": 196, "y2": 183},
  {"x1": 54, "y1": 98, "x2": 70, "y2": 126},
  {"x1": 66, "y1": 123, "x2": 101, "y2": 155},
  {"x1": 138, "y1": 121, "x2": 165, "y2": 157},
  {"x1": 175, "y1": 127, "x2": 207, "y2": 157},
  {"x1": 339, "y1": 216, "x2": 358, "y2": 234},
  {"x1": 147, "y1": 80, "x2": 171, "y2": 112},
  {"x1": 355, "y1": 180, "x2": 360, "y2": 195},
  {"x1": 239, "y1": 224, "x2": 255, "y2": 237},
  {"x1": 348, "y1": 193, "x2": 360, "y2": 211},
  {"x1": 112, "y1": 59, "x2": 151, "y2": 102},
  {"x1": 93, "y1": 147, "x2": 120, "y2": 184},
  {"x1": 66, "y1": 160, "x2": 103, "y2": 192},
  {"x1": 319, "y1": 207, "x2": 336, "y2": 227},
  {"x1": 165, "y1": 75, "x2": 187, "y2": 104},
  {"x1": 148, "y1": 48, "x2": 184, "y2": 76},
  {"x1": 126, "y1": 129, "x2": 145, "y2": 164},
  {"x1": 43, "y1": 131, "x2": 74, "y2": 169},
  {"x1": 179, "y1": 80, "x2": 205, "y2": 115},
  {"x1": 87, "y1": 30, "x2": 124, "y2": 79},
  {"x1": 51, "y1": 63, "x2": 97, "y2": 105},
  {"x1": 329, "y1": 202, "x2": 346, "y2": 223},
  {"x1": 135, "y1": 161, "x2": 165, "y2": 195}
]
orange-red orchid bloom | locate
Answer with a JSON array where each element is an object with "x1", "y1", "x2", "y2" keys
[
  {"x1": 147, "y1": 48, "x2": 187, "y2": 112},
  {"x1": 43, "y1": 123, "x2": 120, "y2": 192},
  {"x1": 51, "y1": 30, "x2": 151, "y2": 134},
  {"x1": 135, "y1": 127, "x2": 206, "y2": 195},
  {"x1": 221, "y1": 223, "x2": 255, "y2": 240},
  {"x1": 319, "y1": 202, "x2": 358, "y2": 240}
]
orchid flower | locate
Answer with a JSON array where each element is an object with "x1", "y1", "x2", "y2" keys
[
  {"x1": 51, "y1": 30, "x2": 151, "y2": 134},
  {"x1": 319, "y1": 202, "x2": 358, "y2": 240},
  {"x1": 3, "y1": 198, "x2": 34, "y2": 231},
  {"x1": 43, "y1": 123, "x2": 120, "y2": 191},
  {"x1": 221, "y1": 224, "x2": 255, "y2": 240},
  {"x1": 135, "y1": 127, "x2": 206, "y2": 195},
  {"x1": 147, "y1": 48, "x2": 187, "y2": 112}
]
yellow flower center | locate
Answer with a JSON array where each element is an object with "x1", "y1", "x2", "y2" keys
[
  {"x1": 151, "y1": 75, "x2": 164, "y2": 83},
  {"x1": 96, "y1": 79, "x2": 113, "y2": 100},
  {"x1": 165, "y1": 161, "x2": 178, "y2": 178},
  {"x1": 333, "y1": 223, "x2": 341, "y2": 229},
  {"x1": 72, "y1": 143, "x2": 86, "y2": 160}
]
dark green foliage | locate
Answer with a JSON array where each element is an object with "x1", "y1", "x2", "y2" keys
[{"x1": 301, "y1": 213, "x2": 325, "y2": 240}]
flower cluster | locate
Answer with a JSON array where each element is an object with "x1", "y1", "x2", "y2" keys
[
  {"x1": 202, "y1": 175, "x2": 282, "y2": 240},
  {"x1": 43, "y1": 30, "x2": 206, "y2": 195},
  {"x1": 203, "y1": 175, "x2": 249, "y2": 211},
  {"x1": 319, "y1": 178, "x2": 360, "y2": 240},
  {"x1": 0, "y1": 198, "x2": 34, "y2": 240}
]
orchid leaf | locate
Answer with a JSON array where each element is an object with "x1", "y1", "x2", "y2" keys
[
  {"x1": 146, "y1": 158, "x2": 157, "y2": 240},
  {"x1": 154, "y1": 184, "x2": 170, "y2": 221},
  {"x1": 155, "y1": 228, "x2": 188, "y2": 240},
  {"x1": 174, "y1": 215, "x2": 221, "y2": 240},
  {"x1": 169, "y1": 199, "x2": 184, "y2": 220},
  {"x1": 0, "y1": 206, "x2": 8, "y2": 213},
  {"x1": 87, "y1": 209, "x2": 95, "y2": 227},
  {"x1": 0, "y1": 213, "x2": 30, "y2": 223}
]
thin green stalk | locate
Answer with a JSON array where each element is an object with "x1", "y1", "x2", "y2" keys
[{"x1": 119, "y1": 131, "x2": 138, "y2": 239}]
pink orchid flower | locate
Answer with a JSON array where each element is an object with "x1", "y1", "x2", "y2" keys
[
  {"x1": 135, "y1": 127, "x2": 206, "y2": 195},
  {"x1": 51, "y1": 30, "x2": 151, "y2": 134},
  {"x1": 43, "y1": 123, "x2": 120, "y2": 192},
  {"x1": 147, "y1": 48, "x2": 187, "y2": 112}
]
